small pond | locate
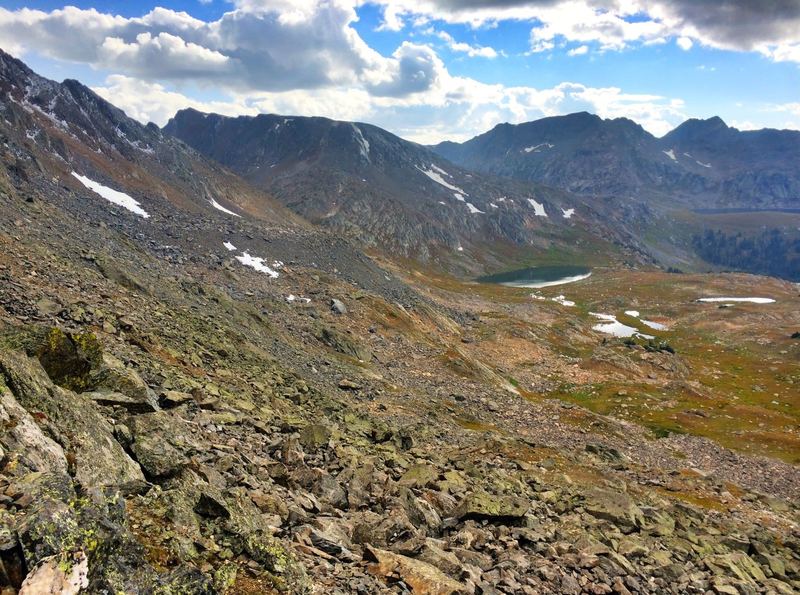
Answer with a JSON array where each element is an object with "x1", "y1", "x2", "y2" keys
[{"x1": 477, "y1": 265, "x2": 591, "y2": 289}]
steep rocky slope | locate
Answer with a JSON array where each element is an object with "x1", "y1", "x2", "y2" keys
[{"x1": 163, "y1": 109, "x2": 637, "y2": 269}]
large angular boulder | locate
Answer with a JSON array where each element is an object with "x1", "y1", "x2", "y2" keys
[
  {"x1": 584, "y1": 488, "x2": 644, "y2": 532},
  {"x1": 0, "y1": 350, "x2": 144, "y2": 489},
  {"x1": 452, "y1": 490, "x2": 529, "y2": 523},
  {"x1": 126, "y1": 411, "x2": 197, "y2": 479},
  {"x1": 0, "y1": 376, "x2": 68, "y2": 475},
  {"x1": 364, "y1": 545, "x2": 466, "y2": 595},
  {"x1": 89, "y1": 353, "x2": 158, "y2": 412},
  {"x1": 34, "y1": 328, "x2": 102, "y2": 392}
]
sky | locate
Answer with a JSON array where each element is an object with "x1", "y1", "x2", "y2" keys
[{"x1": 1, "y1": 1, "x2": 798, "y2": 143}]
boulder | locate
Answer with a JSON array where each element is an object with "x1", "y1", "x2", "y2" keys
[
  {"x1": 399, "y1": 464, "x2": 439, "y2": 489},
  {"x1": 400, "y1": 488, "x2": 442, "y2": 535},
  {"x1": 84, "y1": 390, "x2": 158, "y2": 413},
  {"x1": 34, "y1": 328, "x2": 102, "y2": 391},
  {"x1": 364, "y1": 545, "x2": 467, "y2": 595},
  {"x1": 330, "y1": 299, "x2": 348, "y2": 315},
  {"x1": 89, "y1": 353, "x2": 158, "y2": 410},
  {"x1": 19, "y1": 551, "x2": 88, "y2": 595},
  {"x1": 299, "y1": 423, "x2": 331, "y2": 450},
  {"x1": 0, "y1": 350, "x2": 144, "y2": 489},
  {"x1": 584, "y1": 488, "x2": 644, "y2": 532},
  {"x1": 453, "y1": 490, "x2": 529, "y2": 523},
  {"x1": 416, "y1": 539, "x2": 464, "y2": 578},
  {"x1": 127, "y1": 411, "x2": 197, "y2": 479},
  {"x1": 315, "y1": 326, "x2": 371, "y2": 361},
  {"x1": 0, "y1": 376, "x2": 68, "y2": 475}
]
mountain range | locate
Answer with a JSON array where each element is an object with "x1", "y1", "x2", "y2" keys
[
  {"x1": 163, "y1": 103, "x2": 800, "y2": 279},
  {"x1": 1, "y1": 48, "x2": 799, "y2": 595},
  {"x1": 163, "y1": 108, "x2": 632, "y2": 272},
  {"x1": 432, "y1": 111, "x2": 800, "y2": 209}
]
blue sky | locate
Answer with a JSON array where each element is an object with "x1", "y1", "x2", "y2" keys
[{"x1": 1, "y1": 1, "x2": 798, "y2": 142}]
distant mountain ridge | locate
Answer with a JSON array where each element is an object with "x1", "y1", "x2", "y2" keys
[
  {"x1": 164, "y1": 108, "x2": 631, "y2": 268},
  {"x1": 432, "y1": 112, "x2": 800, "y2": 208}
]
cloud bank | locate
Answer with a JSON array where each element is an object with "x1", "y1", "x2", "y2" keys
[{"x1": 0, "y1": 1, "x2": 797, "y2": 142}]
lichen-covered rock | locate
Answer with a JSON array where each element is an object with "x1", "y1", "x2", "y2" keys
[
  {"x1": 0, "y1": 350, "x2": 145, "y2": 489},
  {"x1": 85, "y1": 389, "x2": 159, "y2": 413},
  {"x1": 15, "y1": 474, "x2": 80, "y2": 565},
  {"x1": 0, "y1": 376, "x2": 68, "y2": 476},
  {"x1": 298, "y1": 423, "x2": 331, "y2": 450},
  {"x1": 452, "y1": 490, "x2": 529, "y2": 523},
  {"x1": 89, "y1": 353, "x2": 158, "y2": 410},
  {"x1": 127, "y1": 411, "x2": 197, "y2": 479},
  {"x1": 19, "y1": 551, "x2": 88, "y2": 595},
  {"x1": 242, "y1": 531, "x2": 308, "y2": 592},
  {"x1": 34, "y1": 328, "x2": 102, "y2": 392},
  {"x1": 314, "y1": 326, "x2": 371, "y2": 362},
  {"x1": 584, "y1": 488, "x2": 644, "y2": 532}
]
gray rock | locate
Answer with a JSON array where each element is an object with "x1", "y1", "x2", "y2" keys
[
  {"x1": 453, "y1": 490, "x2": 529, "y2": 523},
  {"x1": 330, "y1": 299, "x2": 348, "y2": 315},
  {"x1": 127, "y1": 411, "x2": 197, "y2": 479},
  {"x1": 0, "y1": 350, "x2": 144, "y2": 489},
  {"x1": 0, "y1": 376, "x2": 68, "y2": 475},
  {"x1": 84, "y1": 390, "x2": 158, "y2": 413}
]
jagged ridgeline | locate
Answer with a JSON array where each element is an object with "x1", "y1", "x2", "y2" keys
[
  {"x1": 0, "y1": 47, "x2": 799, "y2": 595},
  {"x1": 162, "y1": 108, "x2": 637, "y2": 270}
]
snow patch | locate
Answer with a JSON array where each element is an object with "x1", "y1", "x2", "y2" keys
[
  {"x1": 552, "y1": 295, "x2": 575, "y2": 307},
  {"x1": 416, "y1": 165, "x2": 468, "y2": 195},
  {"x1": 490, "y1": 203, "x2": 499, "y2": 209},
  {"x1": 561, "y1": 208, "x2": 575, "y2": 219},
  {"x1": 223, "y1": 241, "x2": 237, "y2": 252},
  {"x1": 209, "y1": 198, "x2": 241, "y2": 218},
  {"x1": 351, "y1": 124, "x2": 371, "y2": 163},
  {"x1": 663, "y1": 149, "x2": 677, "y2": 162},
  {"x1": 430, "y1": 164, "x2": 451, "y2": 177},
  {"x1": 626, "y1": 310, "x2": 667, "y2": 330},
  {"x1": 590, "y1": 313, "x2": 653, "y2": 339},
  {"x1": 465, "y1": 202, "x2": 484, "y2": 214},
  {"x1": 453, "y1": 192, "x2": 466, "y2": 202},
  {"x1": 71, "y1": 172, "x2": 149, "y2": 218},
  {"x1": 286, "y1": 294, "x2": 311, "y2": 303},
  {"x1": 697, "y1": 297, "x2": 775, "y2": 304},
  {"x1": 530, "y1": 293, "x2": 575, "y2": 306},
  {"x1": 527, "y1": 198, "x2": 548, "y2": 217},
  {"x1": 523, "y1": 143, "x2": 554, "y2": 153},
  {"x1": 235, "y1": 252, "x2": 280, "y2": 278},
  {"x1": 696, "y1": 160, "x2": 712, "y2": 168},
  {"x1": 506, "y1": 272, "x2": 591, "y2": 289}
]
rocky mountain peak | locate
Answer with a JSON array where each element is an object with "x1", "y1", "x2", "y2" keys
[{"x1": 662, "y1": 115, "x2": 730, "y2": 144}]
